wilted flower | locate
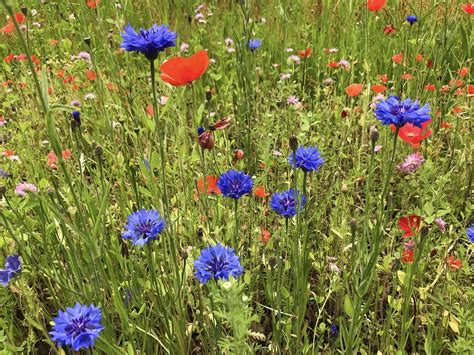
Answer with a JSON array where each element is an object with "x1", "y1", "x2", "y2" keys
[
  {"x1": 397, "y1": 152, "x2": 424, "y2": 173},
  {"x1": 194, "y1": 243, "x2": 244, "y2": 284},
  {"x1": 50, "y1": 303, "x2": 104, "y2": 351},
  {"x1": 122, "y1": 209, "x2": 166, "y2": 246}
]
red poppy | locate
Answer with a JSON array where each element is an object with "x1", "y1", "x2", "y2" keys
[
  {"x1": 160, "y1": 50, "x2": 209, "y2": 86},
  {"x1": 197, "y1": 175, "x2": 221, "y2": 195},
  {"x1": 50, "y1": 39, "x2": 60, "y2": 45},
  {"x1": 87, "y1": 0, "x2": 100, "y2": 8},
  {"x1": 415, "y1": 53, "x2": 423, "y2": 62},
  {"x1": 457, "y1": 67, "x2": 469, "y2": 77},
  {"x1": 401, "y1": 73, "x2": 414, "y2": 80},
  {"x1": 3, "y1": 53, "x2": 14, "y2": 62},
  {"x1": 441, "y1": 121, "x2": 452, "y2": 129},
  {"x1": 327, "y1": 60, "x2": 338, "y2": 68},
  {"x1": 447, "y1": 255, "x2": 462, "y2": 270},
  {"x1": 345, "y1": 83, "x2": 363, "y2": 97},
  {"x1": 85, "y1": 70, "x2": 97, "y2": 81},
  {"x1": 452, "y1": 106, "x2": 462, "y2": 114},
  {"x1": 426, "y1": 59, "x2": 434, "y2": 68},
  {"x1": 145, "y1": 105, "x2": 154, "y2": 117},
  {"x1": 254, "y1": 185, "x2": 270, "y2": 198},
  {"x1": 378, "y1": 73, "x2": 389, "y2": 83},
  {"x1": 367, "y1": 0, "x2": 386, "y2": 11},
  {"x1": 391, "y1": 120, "x2": 432, "y2": 147},
  {"x1": 16, "y1": 53, "x2": 26, "y2": 61},
  {"x1": 392, "y1": 52, "x2": 403, "y2": 64},
  {"x1": 31, "y1": 55, "x2": 40, "y2": 66},
  {"x1": 401, "y1": 249, "x2": 414, "y2": 263},
  {"x1": 371, "y1": 84, "x2": 387, "y2": 93},
  {"x1": 258, "y1": 228, "x2": 271, "y2": 243},
  {"x1": 461, "y1": 3, "x2": 474, "y2": 14},
  {"x1": 298, "y1": 48, "x2": 312, "y2": 58},
  {"x1": 1, "y1": 12, "x2": 25, "y2": 33},
  {"x1": 424, "y1": 84, "x2": 436, "y2": 91},
  {"x1": 468, "y1": 84, "x2": 474, "y2": 95},
  {"x1": 383, "y1": 24, "x2": 396, "y2": 34},
  {"x1": 398, "y1": 215, "x2": 422, "y2": 238}
]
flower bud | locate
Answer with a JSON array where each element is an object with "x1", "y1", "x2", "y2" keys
[
  {"x1": 349, "y1": 218, "x2": 357, "y2": 235},
  {"x1": 289, "y1": 134, "x2": 298, "y2": 152},
  {"x1": 234, "y1": 149, "x2": 244, "y2": 160},
  {"x1": 84, "y1": 37, "x2": 91, "y2": 46},
  {"x1": 370, "y1": 125, "x2": 379, "y2": 145},
  {"x1": 198, "y1": 131, "x2": 215, "y2": 150},
  {"x1": 268, "y1": 256, "x2": 277, "y2": 268}
]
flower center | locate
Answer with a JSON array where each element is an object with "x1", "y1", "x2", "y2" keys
[{"x1": 136, "y1": 220, "x2": 154, "y2": 236}]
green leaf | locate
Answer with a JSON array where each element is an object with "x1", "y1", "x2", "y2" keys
[{"x1": 344, "y1": 294, "x2": 354, "y2": 318}]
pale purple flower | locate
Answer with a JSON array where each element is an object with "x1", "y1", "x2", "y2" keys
[
  {"x1": 404, "y1": 239, "x2": 415, "y2": 250},
  {"x1": 287, "y1": 95, "x2": 299, "y2": 105},
  {"x1": 280, "y1": 73, "x2": 291, "y2": 81},
  {"x1": 224, "y1": 37, "x2": 234, "y2": 47},
  {"x1": 374, "y1": 145, "x2": 382, "y2": 153},
  {"x1": 435, "y1": 217, "x2": 446, "y2": 233},
  {"x1": 226, "y1": 47, "x2": 235, "y2": 53},
  {"x1": 160, "y1": 96, "x2": 168, "y2": 105},
  {"x1": 195, "y1": 3, "x2": 206, "y2": 12},
  {"x1": 286, "y1": 48, "x2": 294, "y2": 52},
  {"x1": 83, "y1": 93, "x2": 97, "y2": 101},
  {"x1": 180, "y1": 43, "x2": 189, "y2": 53},
  {"x1": 70, "y1": 100, "x2": 81, "y2": 107},
  {"x1": 337, "y1": 60, "x2": 350, "y2": 70},
  {"x1": 195, "y1": 13, "x2": 205, "y2": 20},
  {"x1": 77, "y1": 51, "x2": 91, "y2": 61},
  {"x1": 287, "y1": 55, "x2": 301, "y2": 65},
  {"x1": 397, "y1": 152, "x2": 424, "y2": 173},
  {"x1": 15, "y1": 182, "x2": 38, "y2": 197},
  {"x1": 323, "y1": 78, "x2": 334, "y2": 85}
]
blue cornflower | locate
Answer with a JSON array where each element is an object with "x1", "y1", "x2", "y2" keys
[
  {"x1": 197, "y1": 126, "x2": 205, "y2": 135},
  {"x1": 248, "y1": 38, "x2": 262, "y2": 51},
  {"x1": 194, "y1": 243, "x2": 244, "y2": 284},
  {"x1": 330, "y1": 324, "x2": 338, "y2": 335},
  {"x1": 270, "y1": 189, "x2": 305, "y2": 218},
  {"x1": 120, "y1": 24, "x2": 177, "y2": 60},
  {"x1": 217, "y1": 170, "x2": 253, "y2": 199},
  {"x1": 288, "y1": 146, "x2": 324, "y2": 172},
  {"x1": 374, "y1": 96, "x2": 431, "y2": 128},
  {"x1": 50, "y1": 303, "x2": 104, "y2": 351},
  {"x1": 0, "y1": 255, "x2": 21, "y2": 287},
  {"x1": 406, "y1": 15, "x2": 417, "y2": 24},
  {"x1": 0, "y1": 169, "x2": 11, "y2": 178},
  {"x1": 467, "y1": 224, "x2": 474, "y2": 243},
  {"x1": 122, "y1": 209, "x2": 166, "y2": 246}
]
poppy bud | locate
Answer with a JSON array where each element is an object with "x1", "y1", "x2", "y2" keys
[
  {"x1": 94, "y1": 143, "x2": 103, "y2": 159},
  {"x1": 349, "y1": 218, "x2": 357, "y2": 235},
  {"x1": 289, "y1": 134, "x2": 298, "y2": 152},
  {"x1": 234, "y1": 149, "x2": 244, "y2": 160},
  {"x1": 179, "y1": 248, "x2": 188, "y2": 260},
  {"x1": 370, "y1": 125, "x2": 379, "y2": 145},
  {"x1": 268, "y1": 256, "x2": 277, "y2": 268},
  {"x1": 198, "y1": 131, "x2": 215, "y2": 150},
  {"x1": 84, "y1": 37, "x2": 91, "y2": 46},
  {"x1": 213, "y1": 116, "x2": 232, "y2": 130}
]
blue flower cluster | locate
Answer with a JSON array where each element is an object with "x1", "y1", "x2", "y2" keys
[
  {"x1": 120, "y1": 24, "x2": 176, "y2": 60},
  {"x1": 270, "y1": 189, "x2": 306, "y2": 217},
  {"x1": 194, "y1": 243, "x2": 244, "y2": 284},
  {"x1": 50, "y1": 303, "x2": 104, "y2": 351},
  {"x1": 248, "y1": 38, "x2": 262, "y2": 51},
  {"x1": 288, "y1": 146, "x2": 324, "y2": 172},
  {"x1": 467, "y1": 225, "x2": 474, "y2": 243},
  {"x1": 0, "y1": 255, "x2": 20, "y2": 287},
  {"x1": 122, "y1": 209, "x2": 166, "y2": 246},
  {"x1": 217, "y1": 169, "x2": 253, "y2": 199},
  {"x1": 374, "y1": 96, "x2": 431, "y2": 128}
]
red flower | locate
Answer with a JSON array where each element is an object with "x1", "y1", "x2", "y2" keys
[
  {"x1": 87, "y1": 0, "x2": 101, "y2": 8},
  {"x1": 378, "y1": 73, "x2": 389, "y2": 83},
  {"x1": 398, "y1": 215, "x2": 422, "y2": 238},
  {"x1": 254, "y1": 185, "x2": 270, "y2": 198},
  {"x1": 468, "y1": 84, "x2": 474, "y2": 95},
  {"x1": 391, "y1": 120, "x2": 432, "y2": 148},
  {"x1": 424, "y1": 84, "x2": 436, "y2": 91},
  {"x1": 392, "y1": 52, "x2": 403, "y2": 64},
  {"x1": 345, "y1": 83, "x2": 363, "y2": 97},
  {"x1": 367, "y1": 0, "x2": 386, "y2": 11},
  {"x1": 258, "y1": 228, "x2": 271, "y2": 243},
  {"x1": 50, "y1": 39, "x2": 60, "y2": 45},
  {"x1": 3, "y1": 53, "x2": 15, "y2": 62},
  {"x1": 327, "y1": 60, "x2": 339, "y2": 68},
  {"x1": 1, "y1": 12, "x2": 25, "y2": 34},
  {"x1": 461, "y1": 3, "x2": 474, "y2": 14},
  {"x1": 197, "y1": 175, "x2": 221, "y2": 195},
  {"x1": 441, "y1": 121, "x2": 452, "y2": 129},
  {"x1": 160, "y1": 50, "x2": 209, "y2": 86},
  {"x1": 401, "y1": 249, "x2": 414, "y2": 263},
  {"x1": 415, "y1": 53, "x2": 423, "y2": 62},
  {"x1": 457, "y1": 67, "x2": 469, "y2": 77},
  {"x1": 401, "y1": 73, "x2": 414, "y2": 80},
  {"x1": 447, "y1": 255, "x2": 462, "y2": 270},
  {"x1": 85, "y1": 70, "x2": 97, "y2": 81},
  {"x1": 16, "y1": 53, "x2": 26, "y2": 61},
  {"x1": 383, "y1": 24, "x2": 396, "y2": 34},
  {"x1": 371, "y1": 85, "x2": 387, "y2": 93},
  {"x1": 426, "y1": 59, "x2": 434, "y2": 68},
  {"x1": 298, "y1": 48, "x2": 312, "y2": 58}
]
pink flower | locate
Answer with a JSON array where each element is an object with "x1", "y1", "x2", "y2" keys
[
  {"x1": 280, "y1": 73, "x2": 291, "y2": 81},
  {"x1": 287, "y1": 95, "x2": 299, "y2": 105},
  {"x1": 287, "y1": 55, "x2": 301, "y2": 65},
  {"x1": 435, "y1": 217, "x2": 446, "y2": 233},
  {"x1": 397, "y1": 152, "x2": 424, "y2": 174},
  {"x1": 160, "y1": 96, "x2": 169, "y2": 105},
  {"x1": 337, "y1": 59, "x2": 350, "y2": 70},
  {"x1": 15, "y1": 182, "x2": 38, "y2": 197},
  {"x1": 224, "y1": 37, "x2": 234, "y2": 47},
  {"x1": 374, "y1": 145, "x2": 382, "y2": 153},
  {"x1": 180, "y1": 43, "x2": 189, "y2": 53}
]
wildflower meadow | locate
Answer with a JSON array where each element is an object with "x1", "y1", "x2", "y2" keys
[{"x1": 1, "y1": 0, "x2": 473, "y2": 353}]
